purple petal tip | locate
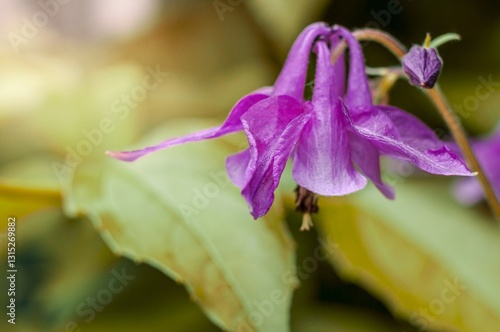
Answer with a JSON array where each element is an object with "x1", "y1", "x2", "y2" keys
[{"x1": 105, "y1": 150, "x2": 141, "y2": 162}]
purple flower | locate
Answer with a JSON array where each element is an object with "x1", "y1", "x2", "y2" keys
[
  {"x1": 335, "y1": 26, "x2": 472, "y2": 198},
  {"x1": 454, "y1": 127, "x2": 500, "y2": 205},
  {"x1": 107, "y1": 23, "x2": 473, "y2": 220},
  {"x1": 292, "y1": 38, "x2": 367, "y2": 197},
  {"x1": 402, "y1": 45, "x2": 443, "y2": 89},
  {"x1": 107, "y1": 22, "x2": 332, "y2": 218}
]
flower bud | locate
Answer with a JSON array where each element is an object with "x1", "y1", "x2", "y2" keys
[{"x1": 402, "y1": 45, "x2": 442, "y2": 89}]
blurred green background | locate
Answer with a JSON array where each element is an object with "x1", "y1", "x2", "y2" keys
[{"x1": 1, "y1": 1, "x2": 500, "y2": 331}]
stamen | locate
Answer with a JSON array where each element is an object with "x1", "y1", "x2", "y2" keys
[
  {"x1": 300, "y1": 213, "x2": 314, "y2": 231},
  {"x1": 295, "y1": 186, "x2": 319, "y2": 231}
]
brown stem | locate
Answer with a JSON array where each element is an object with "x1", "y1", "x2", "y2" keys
[
  {"x1": 427, "y1": 86, "x2": 500, "y2": 220},
  {"x1": 352, "y1": 29, "x2": 407, "y2": 57},
  {"x1": 331, "y1": 29, "x2": 407, "y2": 63},
  {"x1": 350, "y1": 29, "x2": 500, "y2": 222}
]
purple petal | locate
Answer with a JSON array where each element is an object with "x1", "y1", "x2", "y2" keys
[
  {"x1": 332, "y1": 60, "x2": 346, "y2": 98},
  {"x1": 348, "y1": 133, "x2": 395, "y2": 199},
  {"x1": 106, "y1": 90, "x2": 270, "y2": 162},
  {"x1": 344, "y1": 104, "x2": 473, "y2": 176},
  {"x1": 335, "y1": 26, "x2": 372, "y2": 110},
  {"x1": 329, "y1": 34, "x2": 346, "y2": 98},
  {"x1": 293, "y1": 41, "x2": 366, "y2": 196},
  {"x1": 474, "y1": 137, "x2": 500, "y2": 197},
  {"x1": 240, "y1": 96, "x2": 311, "y2": 219},
  {"x1": 402, "y1": 45, "x2": 442, "y2": 89},
  {"x1": 226, "y1": 149, "x2": 252, "y2": 189},
  {"x1": 453, "y1": 126, "x2": 500, "y2": 203},
  {"x1": 381, "y1": 105, "x2": 446, "y2": 149},
  {"x1": 471, "y1": 127, "x2": 500, "y2": 164},
  {"x1": 273, "y1": 22, "x2": 331, "y2": 100}
]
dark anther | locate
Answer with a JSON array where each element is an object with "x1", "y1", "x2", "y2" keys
[{"x1": 294, "y1": 186, "x2": 319, "y2": 231}]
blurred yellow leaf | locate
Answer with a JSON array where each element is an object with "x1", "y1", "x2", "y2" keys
[
  {"x1": 0, "y1": 156, "x2": 61, "y2": 224},
  {"x1": 65, "y1": 120, "x2": 297, "y2": 332},
  {"x1": 0, "y1": 54, "x2": 141, "y2": 161},
  {"x1": 0, "y1": 184, "x2": 60, "y2": 224},
  {"x1": 317, "y1": 180, "x2": 500, "y2": 332}
]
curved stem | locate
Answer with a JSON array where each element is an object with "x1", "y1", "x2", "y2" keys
[
  {"x1": 330, "y1": 29, "x2": 407, "y2": 63},
  {"x1": 427, "y1": 86, "x2": 500, "y2": 220},
  {"x1": 352, "y1": 29, "x2": 407, "y2": 57},
  {"x1": 350, "y1": 29, "x2": 500, "y2": 222},
  {"x1": 429, "y1": 33, "x2": 461, "y2": 49}
]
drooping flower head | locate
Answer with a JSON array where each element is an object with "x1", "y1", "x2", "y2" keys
[
  {"x1": 292, "y1": 36, "x2": 367, "y2": 197},
  {"x1": 107, "y1": 23, "x2": 473, "y2": 223}
]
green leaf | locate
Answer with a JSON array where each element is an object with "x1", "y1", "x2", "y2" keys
[
  {"x1": 65, "y1": 120, "x2": 297, "y2": 332},
  {"x1": 316, "y1": 180, "x2": 500, "y2": 332}
]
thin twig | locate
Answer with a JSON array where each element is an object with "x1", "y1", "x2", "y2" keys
[{"x1": 427, "y1": 86, "x2": 500, "y2": 220}]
